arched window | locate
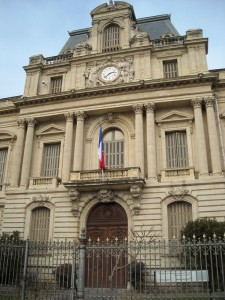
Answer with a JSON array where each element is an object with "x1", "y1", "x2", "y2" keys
[
  {"x1": 103, "y1": 24, "x2": 121, "y2": 52},
  {"x1": 104, "y1": 129, "x2": 124, "y2": 168},
  {"x1": 29, "y1": 207, "x2": 50, "y2": 242},
  {"x1": 168, "y1": 201, "x2": 192, "y2": 239}
]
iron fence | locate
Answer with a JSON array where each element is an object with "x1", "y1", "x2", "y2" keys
[{"x1": 0, "y1": 235, "x2": 225, "y2": 299}]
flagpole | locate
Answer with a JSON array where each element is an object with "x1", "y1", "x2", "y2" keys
[{"x1": 98, "y1": 118, "x2": 105, "y2": 180}]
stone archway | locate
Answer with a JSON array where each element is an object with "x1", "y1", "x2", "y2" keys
[{"x1": 86, "y1": 202, "x2": 128, "y2": 288}]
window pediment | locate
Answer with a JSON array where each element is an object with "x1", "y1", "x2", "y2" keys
[
  {"x1": 0, "y1": 131, "x2": 15, "y2": 141},
  {"x1": 36, "y1": 124, "x2": 65, "y2": 136},
  {"x1": 156, "y1": 110, "x2": 193, "y2": 124}
]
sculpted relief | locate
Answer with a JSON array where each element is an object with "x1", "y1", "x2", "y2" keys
[{"x1": 84, "y1": 57, "x2": 134, "y2": 87}]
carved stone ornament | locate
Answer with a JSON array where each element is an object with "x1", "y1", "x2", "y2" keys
[
  {"x1": 31, "y1": 195, "x2": 51, "y2": 206},
  {"x1": 168, "y1": 188, "x2": 189, "y2": 201},
  {"x1": 96, "y1": 189, "x2": 114, "y2": 203},
  {"x1": 84, "y1": 57, "x2": 134, "y2": 87},
  {"x1": 69, "y1": 189, "x2": 81, "y2": 217},
  {"x1": 130, "y1": 185, "x2": 142, "y2": 215}
]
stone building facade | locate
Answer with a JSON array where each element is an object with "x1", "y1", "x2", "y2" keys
[{"x1": 0, "y1": 1, "x2": 225, "y2": 242}]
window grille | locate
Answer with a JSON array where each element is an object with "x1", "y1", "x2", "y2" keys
[
  {"x1": 0, "y1": 148, "x2": 7, "y2": 186},
  {"x1": 104, "y1": 130, "x2": 124, "y2": 168},
  {"x1": 42, "y1": 143, "x2": 60, "y2": 177},
  {"x1": 168, "y1": 201, "x2": 192, "y2": 240},
  {"x1": 50, "y1": 77, "x2": 62, "y2": 93},
  {"x1": 103, "y1": 25, "x2": 121, "y2": 52},
  {"x1": 29, "y1": 207, "x2": 50, "y2": 242},
  {"x1": 163, "y1": 60, "x2": 178, "y2": 78},
  {"x1": 166, "y1": 131, "x2": 188, "y2": 168}
]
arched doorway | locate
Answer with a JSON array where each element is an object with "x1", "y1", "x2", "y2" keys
[
  {"x1": 86, "y1": 202, "x2": 128, "y2": 288},
  {"x1": 87, "y1": 202, "x2": 128, "y2": 241}
]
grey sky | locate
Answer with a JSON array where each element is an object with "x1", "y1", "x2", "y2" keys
[{"x1": 0, "y1": 0, "x2": 225, "y2": 98}]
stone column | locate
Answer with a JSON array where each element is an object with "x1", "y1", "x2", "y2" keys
[
  {"x1": 192, "y1": 98, "x2": 208, "y2": 176},
  {"x1": 73, "y1": 111, "x2": 86, "y2": 171},
  {"x1": 62, "y1": 112, "x2": 74, "y2": 182},
  {"x1": 133, "y1": 104, "x2": 144, "y2": 177},
  {"x1": 11, "y1": 119, "x2": 26, "y2": 187},
  {"x1": 145, "y1": 102, "x2": 157, "y2": 181},
  {"x1": 204, "y1": 97, "x2": 222, "y2": 175},
  {"x1": 20, "y1": 118, "x2": 37, "y2": 187}
]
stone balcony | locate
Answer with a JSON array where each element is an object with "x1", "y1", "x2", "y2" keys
[
  {"x1": 67, "y1": 167, "x2": 145, "y2": 191},
  {"x1": 161, "y1": 166, "x2": 195, "y2": 182},
  {"x1": 29, "y1": 177, "x2": 61, "y2": 188}
]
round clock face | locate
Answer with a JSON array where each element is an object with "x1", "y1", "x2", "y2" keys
[{"x1": 101, "y1": 66, "x2": 119, "y2": 82}]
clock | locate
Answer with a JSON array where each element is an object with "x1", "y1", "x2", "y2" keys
[{"x1": 100, "y1": 66, "x2": 119, "y2": 82}]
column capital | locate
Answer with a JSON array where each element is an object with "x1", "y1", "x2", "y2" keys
[
  {"x1": 26, "y1": 118, "x2": 38, "y2": 128},
  {"x1": 65, "y1": 112, "x2": 74, "y2": 122},
  {"x1": 17, "y1": 119, "x2": 26, "y2": 128},
  {"x1": 75, "y1": 111, "x2": 86, "y2": 121},
  {"x1": 145, "y1": 102, "x2": 155, "y2": 113},
  {"x1": 191, "y1": 98, "x2": 202, "y2": 108},
  {"x1": 204, "y1": 96, "x2": 214, "y2": 108},
  {"x1": 133, "y1": 103, "x2": 143, "y2": 114}
]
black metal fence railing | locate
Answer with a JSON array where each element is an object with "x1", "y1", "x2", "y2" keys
[{"x1": 0, "y1": 235, "x2": 225, "y2": 299}]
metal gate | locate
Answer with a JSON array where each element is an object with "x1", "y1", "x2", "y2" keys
[{"x1": 0, "y1": 232, "x2": 225, "y2": 299}]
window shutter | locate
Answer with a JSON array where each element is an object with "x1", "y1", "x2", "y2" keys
[
  {"x1": 51, "y1": 77, "x2": 62, "y2": 93},
  {"x1": 163, "y1": 60, "x2": 178, "y2": 78},
  {"x1": 166, "y1": 131, "x2": 188, "y2": 168},
  {"x1": 104, "y1": 130, "x2": 124, "y2": 168},
  {"x1": 168, "y1": 201, "x2": 192, "y2": 239},
  {"x1": 0, "y1": 149, "x2": 8, "y2": 185},
  {"x1": 103, "y1": 25, "x2": 120, "y2": 52},
  {"x1": 30, "y1": 207, "x2": 50, "y2": 242},
  {"x1": 43, "y1": 143, "x2": 60, "y2": 177}
]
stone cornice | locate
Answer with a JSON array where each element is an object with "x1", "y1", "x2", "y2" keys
[{"x1": 11, "y1": 74, "x2": 217, "y2": 109}]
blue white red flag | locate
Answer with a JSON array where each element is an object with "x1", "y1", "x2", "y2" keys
[{"x1": 98, "y1": 125, "x2": 105, "y2": 170}]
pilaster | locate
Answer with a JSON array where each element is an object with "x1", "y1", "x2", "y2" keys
[
  {"x1": 133, "y1": 104, "x2": 144, "y2": 177},
  {"x1": 192, "y1": 98, "x2": 208, "y2": 176}
]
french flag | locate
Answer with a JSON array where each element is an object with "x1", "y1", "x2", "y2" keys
[{"x1": 98, "y1": 125, "x2": 105, "y2": 170}]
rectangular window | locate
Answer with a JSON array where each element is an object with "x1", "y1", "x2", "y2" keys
[
  {"x1": 166, "y1": 131, "x2": 188, "y2": 168},
  {"x1": 0, "y1": 148, "x2": 8, "y2": 187},
  {"x1": 51, "y1": 77, "x2": 62, "y2": 94},
  {"x1": 163, "y1": 60, "x2": 178, "y2": 78},
  {"x1": 42, "y1": 143, "x2": 60, "y2": 177},
  {"x1": 105, "y1": 140, "x2": 124, "y2": 168}
]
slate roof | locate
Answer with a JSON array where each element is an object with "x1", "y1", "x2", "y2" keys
[{"x1": 59, "y1": 14, "x2": 179, "y2": 54}]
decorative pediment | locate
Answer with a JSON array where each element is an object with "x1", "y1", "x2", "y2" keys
[
  {"x1": 0, "y1": 130, "x2": 16, "y2": 141},
  {"x1": 156, "y1": 110, "x2": 193, "y2": 123},
  {"x1": 36, "y1": 124, "x2": 65, "y2": 136}
]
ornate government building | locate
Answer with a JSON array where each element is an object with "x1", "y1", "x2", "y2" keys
[{"x1": 0, "y1": 1, "x2": 225, "y2": 241}]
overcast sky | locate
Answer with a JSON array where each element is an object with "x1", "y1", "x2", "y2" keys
[{"x1": 1, "y1": 0, "x2": 225, "y2": 98}]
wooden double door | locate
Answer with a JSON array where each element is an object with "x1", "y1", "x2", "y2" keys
[{"x1": 86, "y1": 202, "x2": 128, "y2": 288}]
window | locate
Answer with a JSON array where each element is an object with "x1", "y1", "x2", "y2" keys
[
  {"x1": 51, "y1": 77, "x2": 62, "y2": 94},
  {"x1": 104, "y1": 130, "x2": 124, "y2": 168},
  {"x1": 0, "y1": 206, "x2": 3, "y2": 233},
  {"x1": 103, "y1": 24, "x2": 121, "y2": 52},
  {"x1": 0, "y1": 148, "x2": 7, "y2": 187},
  {"x1": 29, "y1": 207, "x2": 50, "y2": 242},
  {"x1": 163, "y1": 60, "x2": 178, "y2": 78},
  {"x1": 168, "y1": 201, "x2": 192, "y2": 239},
  {"x1": 42, "y1": 143, "x2": 60, "y2": 177},
  {"x1": 166, "y1": 131, "x2": 188, "y2": 168}
]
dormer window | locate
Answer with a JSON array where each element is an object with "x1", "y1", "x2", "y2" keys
[{"x1": 103, "y1": 24, "x2": 121, "y2": 52}]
